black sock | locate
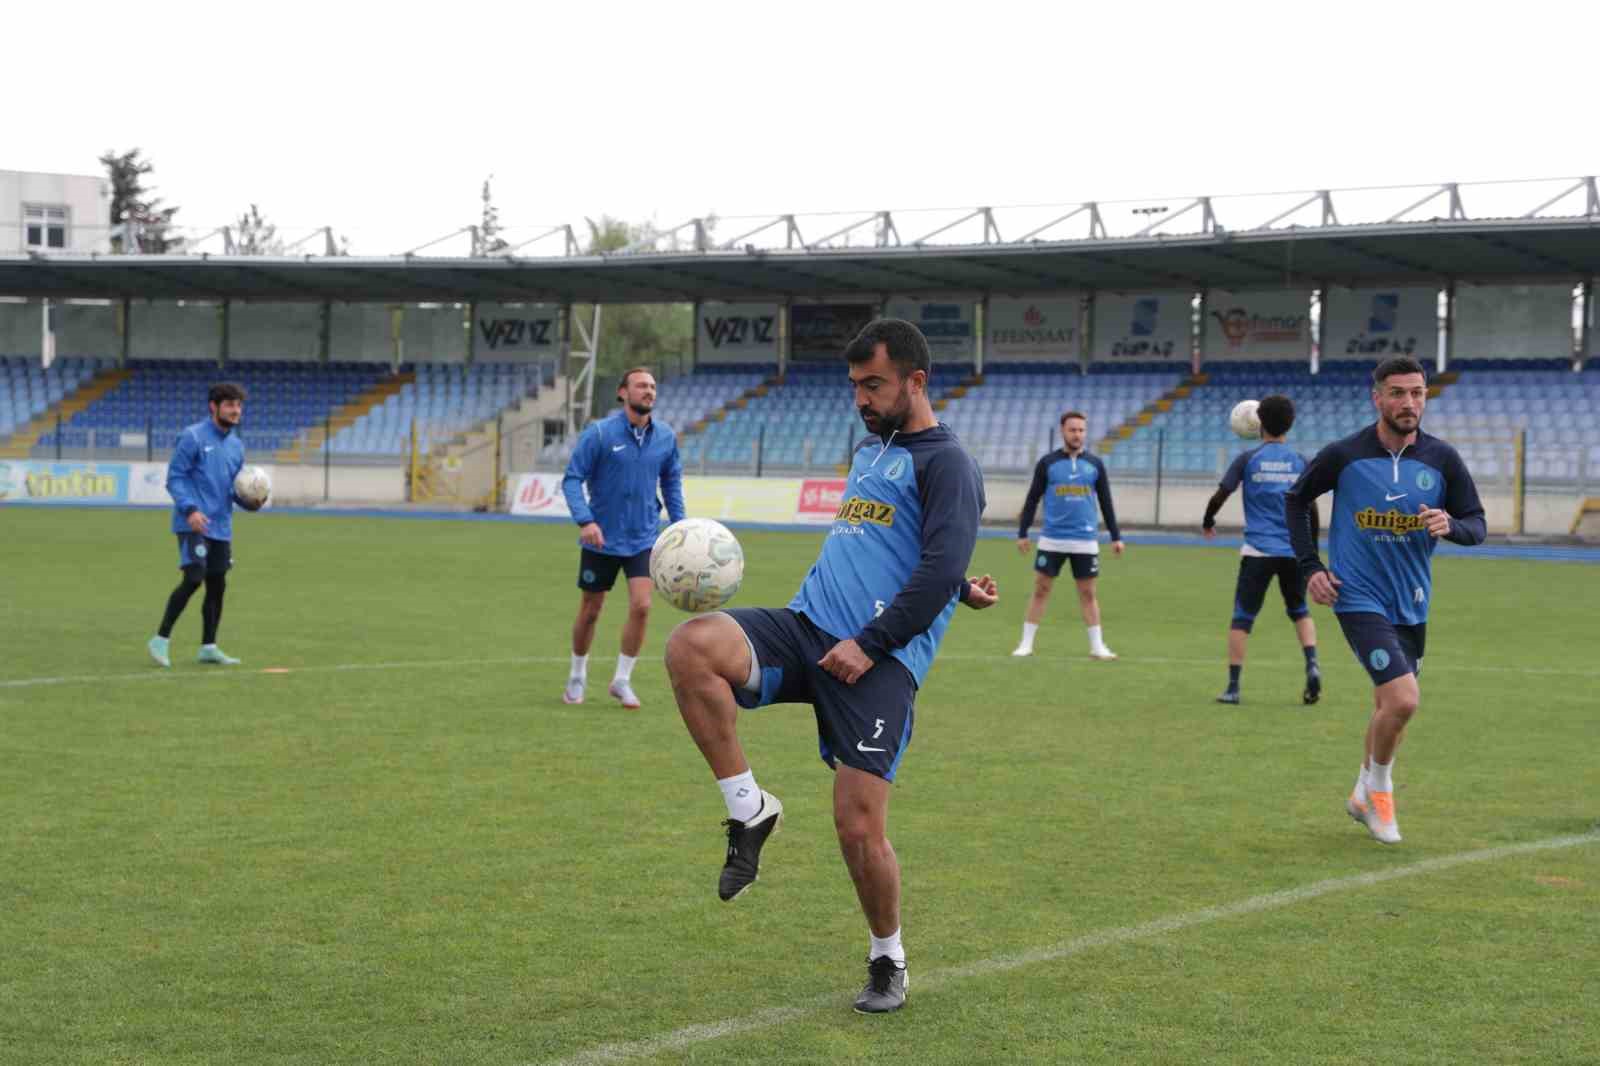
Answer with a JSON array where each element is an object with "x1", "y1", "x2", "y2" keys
[
  {"x1": 202, "y1": 574, "x2": 226, "y2": 645},
  {"x1": 1303, "y1": 645, "x2": 1319, "y2": 667},
  {"x1": 158, "y1": 578, "x2": 202, "y2": 638},
  {"x1": 1227, "y1": 664, "x2": 1242, "y2": 691}
]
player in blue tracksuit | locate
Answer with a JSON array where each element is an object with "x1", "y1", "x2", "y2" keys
[
  {"x1": 560, "y1": 367, "x2": 685, "y2": 710},
  {"x1": 1012, "y1": 411, "x2": 1123, "y2": 660},
  {"x1": 147, "y1": 382, "x2": 263, "y2": 668},
  {"x1": 662, "y1": 319, "x2": 997, "y2": 1014},
  {"x1": 1285, "y1": 357, "x2": 1485, "y2": 844},
  {"x1": 1202, "y1": 394, "x2": 1323, "y2": 706}
]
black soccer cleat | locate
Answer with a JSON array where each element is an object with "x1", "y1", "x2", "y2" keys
[
  {"x1": 718, "y1": 791, "x2": 783, "y2": 901},
  {"x1": 853, "y1": 955, "x2": 908, "y2": 1014},
  {"x1": 1215, "y1": 690, "x2": 1241, "y2": 705},
  {"x1": 1303, "y1": 664, "x2": 1322, "y2": 705}
]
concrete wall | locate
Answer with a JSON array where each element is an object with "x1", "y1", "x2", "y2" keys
[{"x1": 0, "y1": 170, "x2": 110, "y2": 255}]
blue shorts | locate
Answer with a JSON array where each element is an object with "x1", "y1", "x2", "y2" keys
[
  {"x1": 1337, "y1": 612, "x2": 1426, "y2": 686},
  {"x1": 1231, "y1": 556, "x2": 1308, "y2": 632},
  {"x1": 578, "y1": 547, "x2": 651, "y2": 592},
  {"x1": 721, "y1": 606, "x2": 917, "y2": 782},
  {"x1": 177, "y1": 533, "x2": 232, "y2": 576}
]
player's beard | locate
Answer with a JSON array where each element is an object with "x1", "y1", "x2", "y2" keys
[
  {"x1": 1381, "y1": 409, "x2": 1419, "y2": 437},
  {"x1": 628, "y1": 400, "x2": 653, "y2": 418},
  {"x1": 860, "y1": 394, "x2": 909, "y2": 438}
]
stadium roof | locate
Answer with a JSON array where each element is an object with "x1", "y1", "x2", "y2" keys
[{"x1": 4, "y1": 180, "x2": 1599, "y2": 305}]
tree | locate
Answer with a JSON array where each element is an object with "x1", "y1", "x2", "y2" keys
[
  {"x1": 232, "y1": 203, "x2": 285, "y2": 255},
  {"x1": 473, "y1": 176, "x2": 509, "y2": 257},
  {"x1": 99, "y1": 148, "x2": 181, "y2": 253}
]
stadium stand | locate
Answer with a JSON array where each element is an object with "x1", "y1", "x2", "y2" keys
[
  {"x1": 322, "y1": 362, "x2": 546, "y2": 458},
  {"x1": 0, "y1": 356, "x2": 118, "y2": 457}
]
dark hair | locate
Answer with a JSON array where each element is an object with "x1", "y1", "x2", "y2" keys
[
  {"x1": 616, "y1": 367, "x2": 654, "y2": 399},
  {"x1": 1059, "y1": 410, "x2": 1087, "y2": 425},
  {"x1": 843, "y1": 318, "x2": 931, "y2": 379},
  {"x1": 1372, "y1": 356, "x2": 1426, "y2": 386},
  {"x1": 208, "y1": 382, "x2": 246, "y2": 406},
  {"x1": 1257, "y1": 394, "x2": 1295, "y2": 437}
]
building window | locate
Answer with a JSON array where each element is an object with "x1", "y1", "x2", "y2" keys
[{"x1": 24, "y1": 204, "x2": 69, "y2": 250}]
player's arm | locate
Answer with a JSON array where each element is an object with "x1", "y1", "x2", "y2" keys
[
  {"x1": 561, "y1": 426, "x2": 600, "y2": 527},
  {"x1": 166, "y1": 430, "x2": 208, "y2": 532},
  {"x1": 855, "y1": 449, "x2": 985, "y2": 662},
  {"x1": 1203, "y1": 453, "x2": 1247, "y2": 533},
  {"x1": 1284, "y1": 443, "x2": 1342, "y2": 580},
  {"x1": 1091, "y1": 457, "x2": 1123, "y2": 546},
  {"x1": 1433, "y1": 449, "x2": 1487, "y2": 545},
  {"x1": 659, "y1": 436, "x2": 687, "y2": 524},
  {"x1": 1016, "y1": 455, "x2": 1047, "y2": 547}
]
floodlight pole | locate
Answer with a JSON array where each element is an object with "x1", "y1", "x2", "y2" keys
[{"x1": 564, "y1": 302, "x2": 602, "y2": 437}]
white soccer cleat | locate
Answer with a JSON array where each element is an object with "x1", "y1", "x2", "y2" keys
[
  {"x1": 1010, "y1": 645, "x2": 1033, "y2": 657},
  {"x1": 1360, "y1": 790, "x2": 1402, "y2": 844},
  {"x1": 1089, "y1": 646, "x2": 1118, "y2": 661},
  {"x1": 608, "y1": 680, "x2": 641, "y2": 709},
  {"x1": 562, "y1": 677, "x2": 585, "y2": 705}
]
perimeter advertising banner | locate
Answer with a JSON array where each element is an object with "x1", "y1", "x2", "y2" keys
[
  {"x1": 0, "y1": 460, "x2": 217, "y2": 506},
  {"x1": 1322, "y1": 287, "x2": 1437, "y2": 361},
  {"x1": 509, "y1": 473, "x2": 849, "y2": 527},
  {"x1": 697, "y1": 303, "x2": 780, "y2": 362},
  {"x1": 883, "y1": 298, "x2": 976, "y2": 361},
  {"x1": 1091, "y1": 292, "x2": 1189, "y2": 362},
  {"x1": 1204, "y1": 289, "x2": 1311, "y2": 361},
  {"x1": 790, "y1": 304, "x2": 875, "y2": 360},
  {"x1": 986, "y1": 298, "x2": 1081, "y2": 361},
  {"x1": 1453, "y1": 283, "x2": 1574, "y2": 360}
]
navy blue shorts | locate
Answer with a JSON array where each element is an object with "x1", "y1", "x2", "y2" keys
[
  {"x1": 1337, "y1": 612, "x2": 1426, "y2": 686},
  {"x1": 177, "y1": 533, "x2": 231, "y2": 576},
  {"x1": 1231, "y1": 556, "x2": 1308, "y2": 632},
  {"x1": 1035, "y1": 550, "x2": 1098, "y2": 580},
  {"x1": 578, "y1": 547, "x2": 651, "y2": 592},
  {"x1": 721, "y1": 606, "x2": 917, "y2": 782}
]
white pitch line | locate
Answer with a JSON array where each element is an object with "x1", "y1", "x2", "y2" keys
[
  {"x1": 937, "y1": 653, "x2": 1600, "y2": 678},
  {"x1": 539, "y1": 830, "x2": 1600, "y2": 1066}
]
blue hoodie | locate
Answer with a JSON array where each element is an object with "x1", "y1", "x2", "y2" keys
[
  {"x1": 562, "y1": 410, "x2": 686, "y2": 556},
  {"x1": 167, "y1": 419, "x2": 247, "y2": 540}
]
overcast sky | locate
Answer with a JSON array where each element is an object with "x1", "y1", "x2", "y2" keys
[{"x1": 9, "y1": 1, "x2": 1597, "y2": 253}]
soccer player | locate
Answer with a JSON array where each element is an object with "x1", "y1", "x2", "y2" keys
[
  {"x1": 147, "y1": 382, "x2": 263, "y2": 668},
  {"x1": 560, "y1": 367, "x2": 685, "y2": 709},
  {"x1": 1284, "y1": 356, "x2": 1485, "y2": 845},
  {"x1": 1012, "y1": 410, "x2": 1123, "y2": 660},
  {"x1": 662, "y1": 319, "x2": 996, "y2": 1014},
  {"x1": 1202, "y1": 394, "x2": 1323, "y2": 705}
]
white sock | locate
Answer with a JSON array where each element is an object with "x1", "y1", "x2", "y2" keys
[
  {"x1": 718, "y1": 770, "x2": 763, "y2": 823},
  {"x1": 870, "y1": 928, "x2": 906, "y2": 964},
  {"x1": 1087, "y1": 624, "x2": 1105, "y2": 650},
  {"x1": 1353, "y1": 764, "x2": 1369, "y2": 799},
  {"x1": 1368, "y1": 758, "x2": 1394, "y2": 793},
  {"x1": 570, "y1": 653, "x2": 588, "y2": 681},
  {"x1": 1018, "y1": 622, "x2": 1038, "y2": 650},
  {"x1": 614, "y1": 653, "x2": 637, "y2": 683}
]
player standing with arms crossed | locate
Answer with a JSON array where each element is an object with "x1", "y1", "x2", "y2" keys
[{"x1": 1284, "y1": 357, "x2": 1485, "y2": 844}]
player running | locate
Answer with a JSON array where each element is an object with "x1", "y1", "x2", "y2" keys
[
  {"x1": 560, "y1": 367, "x2": 685, "y2": 709},
  {"x1": 1202, "y1": 394, "x2": 1323, "y2": 705},
  {"x1": 1012, "y1": 411, "x2": 1123, "y2": 660},
  {"x1": 663, "y1": 319, "x2": 996, "y2": 1014},
  {"x1": 1284, "y1": 357, "x2": 1485, "y2": 844},
  {"x1": 147, "y1": 382, "x2": 263, "y2": 667}
]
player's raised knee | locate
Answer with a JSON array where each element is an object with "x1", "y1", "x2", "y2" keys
[{"x1": 664, "y1": 613, "x2": 740, "y2": 680}]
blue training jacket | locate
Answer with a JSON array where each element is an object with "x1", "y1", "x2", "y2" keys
[
  {"x1": 1218, "y1": 441, "x2": 1308, "y2": 557},
  {"x1": 167, "y1": 419, "x2": 246, "y2": 540},
  {"x1": 561, "y1": 410, "x2": 686, "y2": 556},
  {"x1": 1017, "y1": 449, "x2": 1120, "y2": 542},
  {"x1": 791, "y1": 424, "x2": 986, "y2": 686},
  {"x1": 1285, "y1": 424, "x2": 1486, "y2": 624}
]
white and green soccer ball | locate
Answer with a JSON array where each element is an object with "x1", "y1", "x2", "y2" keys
[
  {"x1": 233, "y1": 465, "x2": 272, "y2": 507},
  {"x1": 650, "y1": 517, "x2": 744, "y2": 613},
  {"x1": 1229, "y1": 399, "x2": 1262, "y2": 440}
]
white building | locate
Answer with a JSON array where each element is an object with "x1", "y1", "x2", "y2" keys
[{"x1": 0, "y1": 169, "x2": 110, "y2": 255}]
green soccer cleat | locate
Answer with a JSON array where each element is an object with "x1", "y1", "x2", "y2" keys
[
  {"x1": 197, "y1": 644, "x2": 241, "y2": 665},
  {"x1": 147, "y1": 636, "x2": 171, "y2": 668}
]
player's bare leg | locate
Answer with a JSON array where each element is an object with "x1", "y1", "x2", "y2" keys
[
  {"x1": 608, "y1": 576, "x2": 653, "y2": 709},
  {"x1": 665, "y1": 613, "x2": 782, "y2": 900},
  {"x1": 1295, "y1": 615, "x2": 1322, "y2": 704},
  {"x1": 1218, "y1": 627, "x2": 1248, "y2": 704},
  {"x1": 564, "y1": 590, "x2": 606, "y2": 703},
  {"x1": 1012, "y1": 572, "x2": 1053, "y2": 655},
  {"x1": 835, "y1": 766, "x2": 908, "y2": 1013},
  {"x1": 1079, "y1": 577, "x2": 1116, "y2": 660},
  {"x1": 1351, "y1": 674, "x2": 1418, "y2": 843}
]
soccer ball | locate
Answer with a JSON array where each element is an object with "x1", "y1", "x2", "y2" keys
[
  {"x1": 650, "y1": 517, "x2": 744, "y2": 613},
  {"x1": 234, "y1": 465, "x2": 272, "y2": 507},
  {"x1": 1229, "y1": 399, "x2": 1262, "y2": 439}
]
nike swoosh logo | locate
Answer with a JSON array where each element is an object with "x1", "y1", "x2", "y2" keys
[
  {"x1": 612, "y1": 444, "x2": 626, "y2": 451},
  {"x1": 856, "y1": 741, "x2": 886, "y2": 753},
  {"x1": 1385, "y1": 492, "x2": 1407, "y2": 501}
]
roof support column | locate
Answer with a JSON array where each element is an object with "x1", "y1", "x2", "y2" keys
[
  {"x1": 219, "y1": 299, "x2": 230, "y2": 368},
  {"x1": 118, "y1": 297, "x2": 131, "y2": 369},
  {"x1": 318, "y1": 301, "x2": 331, "y2": 365}
]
